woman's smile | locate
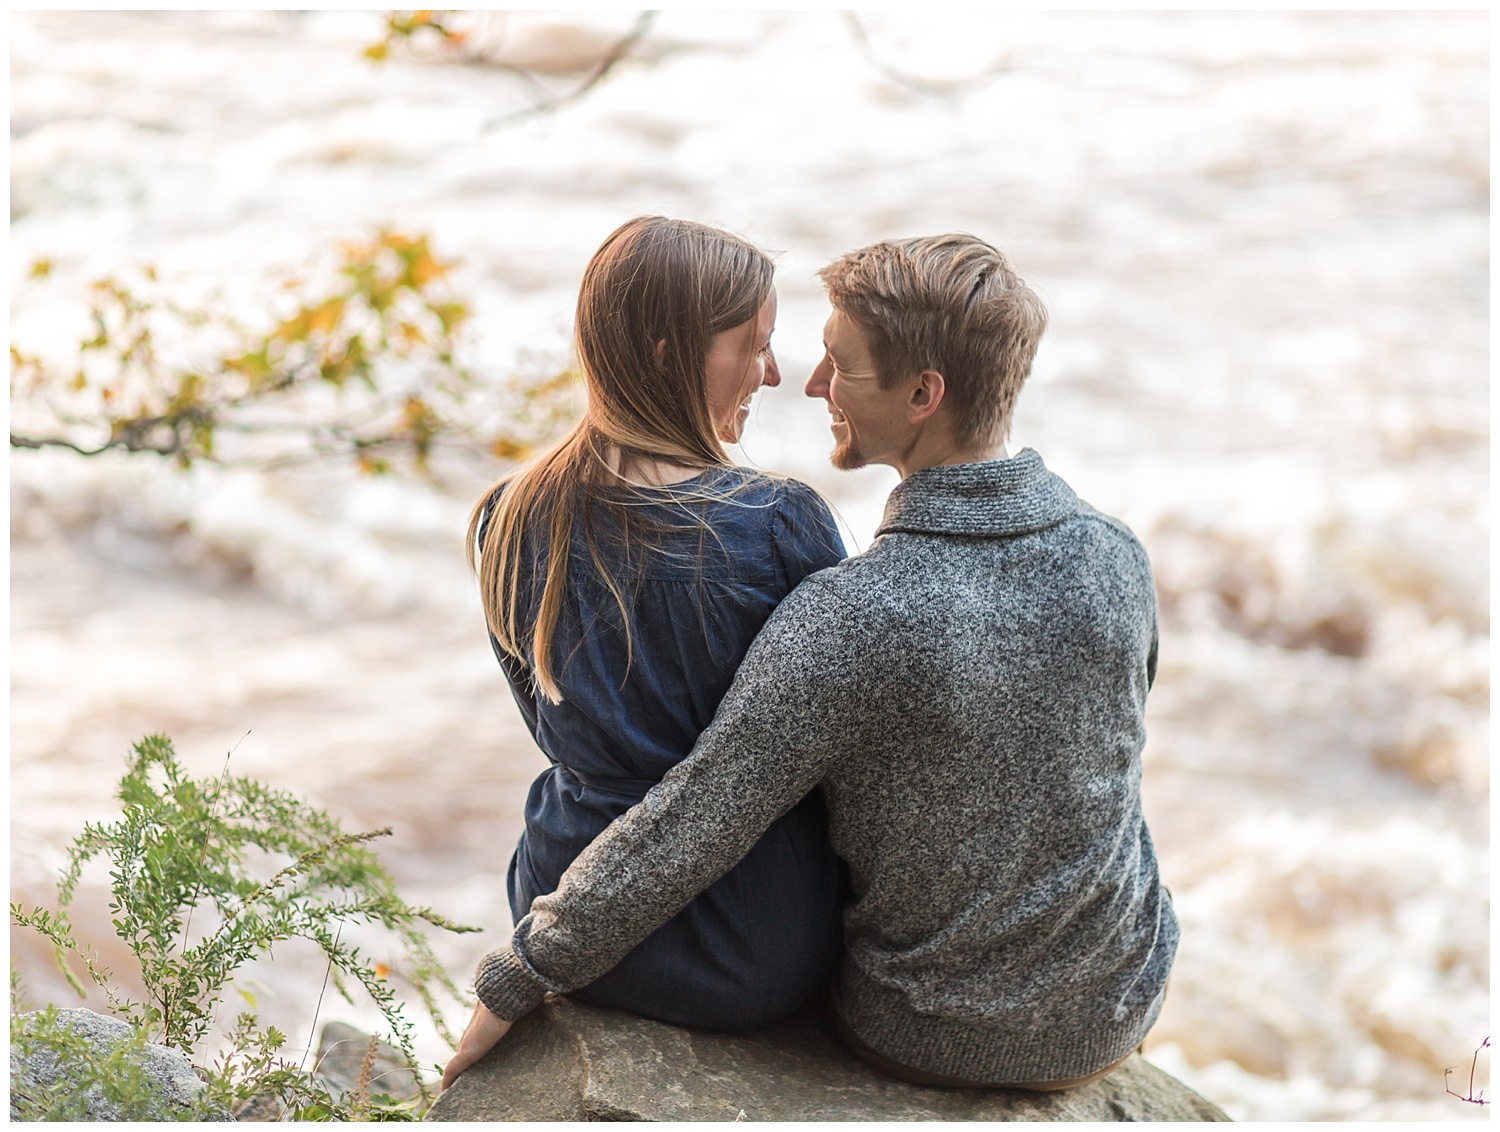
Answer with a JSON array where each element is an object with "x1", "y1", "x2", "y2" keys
[{"x1": 705, "y1": 287, "x2": 780, "y2": 443}]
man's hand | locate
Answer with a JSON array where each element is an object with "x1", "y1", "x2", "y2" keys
[{"x1": 440, "y1": 1002, "x2": 513, "y2": 1092}]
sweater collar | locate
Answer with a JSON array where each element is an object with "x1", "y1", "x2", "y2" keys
[{"x1": 875, "y1": 449, "x2": 1079, "y2": 539}]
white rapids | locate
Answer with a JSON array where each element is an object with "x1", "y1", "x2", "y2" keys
[{"x1": 10, "y1": 12, "x2": 1487, "y2": 1120}]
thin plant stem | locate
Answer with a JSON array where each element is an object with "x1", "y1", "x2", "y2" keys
[
  {"x1": 179, "y1": 734, "x2": 248, "y2": 956},
  {"x1": 302, "y1": 923, "x2": 342, "y2": 1074},
  {"x1": 1446, "y1": 1037, "x2": 1490, "y2": 1105}
]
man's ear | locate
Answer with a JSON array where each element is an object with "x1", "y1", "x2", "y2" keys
[{"x1": 907, "y1": 369, "x2": 946, "y2": 424}]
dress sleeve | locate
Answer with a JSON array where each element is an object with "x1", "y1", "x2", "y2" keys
[
  {"x1": 472, "y1": 575, "x2": 886, "y2": 1021},
  {"x1": 771, "y1": 478, "x2": 846, "y2": 592}
]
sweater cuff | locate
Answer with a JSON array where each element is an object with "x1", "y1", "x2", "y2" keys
[{"x1": 473, "y1": 946, "x2": 551, "y2": 1022}]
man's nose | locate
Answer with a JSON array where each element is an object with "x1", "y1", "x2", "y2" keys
[{"x1": 806, "y1": 358, "x2": 831, "y2": 399}]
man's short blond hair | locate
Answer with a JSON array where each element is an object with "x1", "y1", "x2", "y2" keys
[{"x1": 818, "y1": 234, "x2": 1047, "y2": 447}]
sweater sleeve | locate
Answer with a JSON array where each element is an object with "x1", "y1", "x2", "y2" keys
[{"x1": 472, "y1": 574, "x2": 882, "y2": 1020}]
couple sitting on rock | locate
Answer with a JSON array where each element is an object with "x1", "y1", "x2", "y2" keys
[{"x1": 441, "y1": 216, "x2": 1178, "y2": 1093}]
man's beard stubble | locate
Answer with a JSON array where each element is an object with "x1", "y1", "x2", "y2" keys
[{"x1": 830, "y1": 435, "x2": 865, "y2": 471}]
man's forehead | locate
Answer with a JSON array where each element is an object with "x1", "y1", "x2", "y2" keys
[{"x1": 824, "y1": 308, "x2": 862, "y2": 349}]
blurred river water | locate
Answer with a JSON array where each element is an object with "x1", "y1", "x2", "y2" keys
[{"x1": 9, "y1": 12, "x2": 1488, "y2": 1120}]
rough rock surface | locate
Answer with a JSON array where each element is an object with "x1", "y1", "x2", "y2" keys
[
  {"x1": 427, "y1": 996, "x2": 1231, "y2": 1122},
  {"x1": 314, "y1": 1020, "x2": 423, "y2": 1104},
  {"x1": 233, "y1": 1021, "x2": 425, "y2": 1120},
  {"x1": 10, "y1": 1007, "x2": 230, "y2": 1121}
]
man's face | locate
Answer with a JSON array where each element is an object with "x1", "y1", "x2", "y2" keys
[{"x1": 804, "y1": 308, "x2": 911, "y2": 471}]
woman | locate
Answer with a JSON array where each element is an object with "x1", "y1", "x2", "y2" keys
[{"x1": 465, "y1": 216, "x2": 846, "y2": 1033}]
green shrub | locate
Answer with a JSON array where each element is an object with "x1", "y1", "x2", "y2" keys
[
  {"x1": 12, "y1": 733, "x2": 477, "y2": 1119},
  {"x1": 10, "y1": 1005, "x2": 194, "y2": 1121}
]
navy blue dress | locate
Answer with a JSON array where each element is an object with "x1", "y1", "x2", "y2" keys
[{"x1": 483, "y1": 468, "x2": 847, "y2": 1030}]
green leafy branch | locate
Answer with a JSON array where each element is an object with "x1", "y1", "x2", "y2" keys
[
  {"x1": 10, "y1": 230, "x2": 577, "y2": 475},
  {"x1": 12, "y1": 733, "x2": 479, "y2": 1119}
]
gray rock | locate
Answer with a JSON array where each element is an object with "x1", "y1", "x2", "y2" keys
[
  {"x1": 10, "y1": 1007, "x2": 231, "y2": 1121},
  {"x1": 427, "y1": 996, "x2": 1231, "y2": 1122},
  {"x1": 314, "y1": 1020, "x2": 422, "y2": 1105},
  {"x1": 233, "y1": 1021, "x2": 425, "y2": 1120}
]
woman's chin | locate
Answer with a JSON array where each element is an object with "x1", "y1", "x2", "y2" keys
[{"x1": 716, "y1": 415, "x2": 749, "y2": 445}]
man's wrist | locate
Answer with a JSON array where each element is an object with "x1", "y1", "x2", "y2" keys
[{"x1": 473, "y1": 946, "x2": 550, "y2": 1022}]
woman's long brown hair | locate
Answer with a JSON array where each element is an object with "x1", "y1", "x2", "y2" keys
[{"x1": 466, "y1": 216, "x2": 774, "y2": 703}]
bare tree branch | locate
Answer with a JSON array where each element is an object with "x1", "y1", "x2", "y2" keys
[
  {"x1": 482, "y1": 11, "x2": 656, "y2": 131},
  {"x1": 11, "y1": 434, "x2": 121, "y2": 458},
  {"x1": 843, "y1": 13, "x2": 1012, "y2": 99}
]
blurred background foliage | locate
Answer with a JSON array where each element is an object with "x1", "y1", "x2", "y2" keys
[
  {"x1": 11, "y1": 229, "x2": 576, "y2": 477},
  {"x1": 9, "y1": 9, "x2": 674, "y2": 481}
]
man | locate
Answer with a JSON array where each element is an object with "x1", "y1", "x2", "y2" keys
[{"x1": 443, "y1": 233, "x2": 1177, "y2": 1091}]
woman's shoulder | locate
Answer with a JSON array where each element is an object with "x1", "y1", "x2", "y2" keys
[
  {"x1": 704, "y1": 466, "x2": 829, "y2": 508},
  {"x1": 475, "y1": 475, "x2": 529, "y2": 545},
  {"x1": 480, "y1": 465, "x2": 832, "y2": 528},
  {"x1": 701, "y1": 468, "x2": 845, "y2": 577},
  {"x1": 687, "y1": 468, "x2": 837, "y2": 535}
]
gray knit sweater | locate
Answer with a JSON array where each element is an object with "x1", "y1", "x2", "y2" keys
[{"x1": 476, "y1": 449, "x2": 1178, "y2": 1084}]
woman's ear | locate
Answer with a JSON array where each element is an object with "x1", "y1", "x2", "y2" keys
[
  {"x1": 907, "y1": 369, "x2": 946, "y2": 424},
  {"x1": 655, "y1": 339, "x2": 668, "y2": 365}
]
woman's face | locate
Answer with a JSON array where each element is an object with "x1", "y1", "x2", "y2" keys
[{"x1": 704, "y1": 288, "x2": 780, "y2": 444}]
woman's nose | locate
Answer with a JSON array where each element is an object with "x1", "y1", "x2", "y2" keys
[{"x1": 762, "y1": 351, "x2": 782, "y2": 388}]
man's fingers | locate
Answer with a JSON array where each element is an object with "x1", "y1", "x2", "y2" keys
[
  {"x1": 440, "y1": 1049, "x2": 475, "y2": 1092},
  {"x1": 440, "y1": 1003, "x2": 514, "y2": 1093}
]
